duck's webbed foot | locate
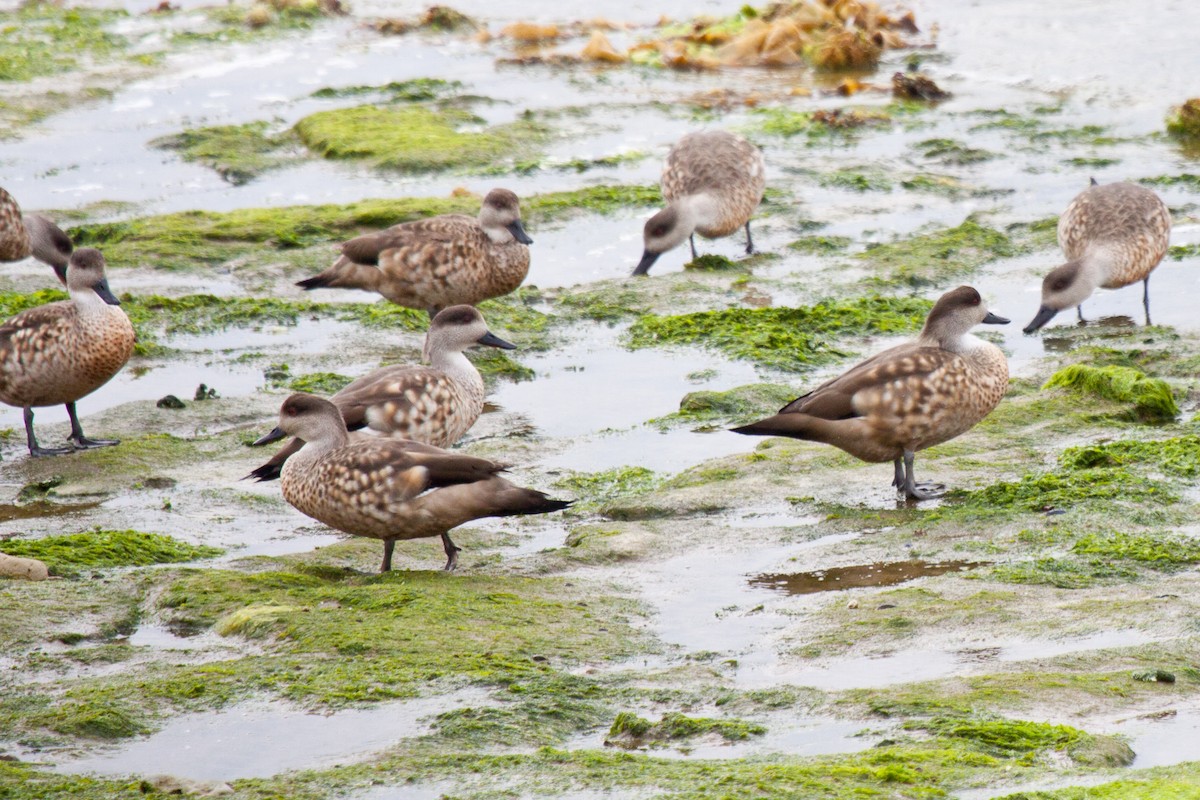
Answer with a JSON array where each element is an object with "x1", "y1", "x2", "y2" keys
[
  {"x1": 900, "y1": 451, "x2": 946, "y2": 501},
  {"x1": 441, "y1": 532, "x2": 461, "y2": 571}
]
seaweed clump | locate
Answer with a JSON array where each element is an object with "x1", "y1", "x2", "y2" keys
[
  {"x1": 605, "y1": 711, "x2": 765, "y2": 748},
  {"x1": 0, "y1": 530, "x2": 222, "y2": 575},
  {"x1": 1042, "y1": 364, "x2": 1178, "y2": 423},
  {"x1": 1166, "y1": 98, "x2": 1200, "y2": 141},
  {"x1": 628, "y1": 295, "x2": 932, "y2": 372}
]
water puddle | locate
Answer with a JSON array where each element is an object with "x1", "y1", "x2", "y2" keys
[
  {"x1": 0, "y1": 500, "x2": 100, "y2": 522},
  {"x1": 57, "y1": 690, "x2": 491, "y2": 781},
  {"x1": 749, "y1": 559, "x2": 988, "y2": 596},
  {"x1": 736, "y1": 628, "x2": 1161, "y2": 692},
  {"x1": 566, "y1": 715, "x2": 875, "y2": 760}
]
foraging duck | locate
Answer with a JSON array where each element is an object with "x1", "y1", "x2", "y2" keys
[
  {"x1": 633, "y1": 130, "x2": 766, "y2": 276},
  {"x1": 247, "y1": 305, "x2": 515, "y2": 481},
  {"x1": 733, "y1": 286, "x2": 1009, "y2": 501},
  {"x1": 296, "y1": 188, "x2": 533, "y2": 316},
  {"x1": 0, "y1": 186, "x2": 73, "y2": 284},
  {"x1": 0, "y1": 248, "x2": 135, "y2": 456},
  {"x1": 1024, "y1": 181, "x2": 1171, "y2": 332},
  {"x1": 270, "y1": 393, "x2": 571, "y2": 571}
]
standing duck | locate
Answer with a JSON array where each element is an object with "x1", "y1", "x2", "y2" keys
[
  {"x1": 247, "y1": 305, "x2": 515, "y2": 480},
  {"x1": 0, "y1": 186, "x2": 73, "y2": 284},
  {"x1": 733, "y1": 286, "x2": 1009, "y2": 501},
  {"x1": 270, "y1": 393, "x2": 570, "y2": 572},
  {"x1": 1024, "y1": 181, "x2": 1171, "y2": 332},
  {"x1": 0, "y1": 248, "x2": 135, "y2": 456},
  {"x1": 633, "y1": 130, "x2": 766, "y2": 276},
  {"x1": 296, "y1": 188, "x2": 533, "y2": 316}
]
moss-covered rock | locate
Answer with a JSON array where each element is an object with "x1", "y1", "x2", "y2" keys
[
  {"x1": 605, "y1": 710, "x2": 766, "y2": 748},
  {"x1": 1165, "y1": 98, "x2": 1200, "y2": 141},
  {"x1": 1042, "y1": 364, "x2": 1178, "y2": 423},
  {"x1": 150, "y1": 121, "x2": 299, "y2": 185},
  {"x1": 294, "y1": 106, "x2": 549, "y2": 172}
]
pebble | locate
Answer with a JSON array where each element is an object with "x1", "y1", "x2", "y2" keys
[{"x1": 0, "y1": 552, "x2": 48, "y2": 580}]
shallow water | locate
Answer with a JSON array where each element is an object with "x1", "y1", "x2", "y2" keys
[
  {"x1": 57, "y1": 691, "x2": 491, "y2": 781},
  {"x1": 3, "y1": 0, "x2": 1199, "y2": 790}
]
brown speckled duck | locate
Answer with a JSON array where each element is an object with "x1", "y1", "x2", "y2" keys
[
  {"x1": 733, "y1": 286, "x2": 1009, "y2": 501},
  {"x1": 271, "y1": 393, "x2": 570, "y2": 571},
  {"x1": 634, "y1": 130, "x2": 766, "y2": 276},
  {"x1": 0, "y1": 248, "x2": 135, "y2": 456},
  {"x1": 247, "y1": 305, "x2": 515, "y2": 481},
  {"x1": 1024, "y1": 181, "x2": 1171, "y2": 332},
  {"x1": 296, "y1": 188, "x2": 533, "y2": 316},
  {"x1": 0, "y1": 186, "x2": 73, "y2": 284}
]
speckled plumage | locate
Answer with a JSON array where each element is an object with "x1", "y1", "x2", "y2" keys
[
  {"x1": 248, "y1": 305, "x2": 512, "y2": 481},
  {"x1": 1025, "y1": 182, "x2": 1171, "y2": 331},
  {"x1": 0, "y1": 248, "x2": 134, "y2": 455},
  {"x1": 0, "y1": 187, "x2": 31, "y2": 262},
  {"x1": 271, "y1": 394, "x2": 570, "y2": 571},
  {"x1": 734, "y1": 286, "x2": 1009, "y2": 500},
  {"x1": 635, "y1": 130, "x2": 766, "y2": 275},
  {"x1": 661, "y1": 131, "x2": 766, "y2": 238},
  {"x1": 296, "y1": 188, "x2": 532, "y2": 314},
  {"x1": 0, "y1": 186, "x2": 73, "y2": 283}
]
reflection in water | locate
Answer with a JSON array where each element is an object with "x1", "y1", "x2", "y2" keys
[
  {"x1": 0, "y1": 500, "x2": 100, "y2": 522},
  {"x1": 749, "y1": 559, "x2": 987, "y2": 595}
]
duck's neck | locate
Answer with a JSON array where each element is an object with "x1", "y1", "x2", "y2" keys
[
  {"x1": 675, "y1": 193, "x2": 721, "y2": 234},
  {"x1": 430, "y1": 349, "x2": 483, "y2": 391},
  {"x1": 69, "y1": 287, "x2": 112, "y2": 319},
  {"x1": 291, "y1": 419, "x2": 351, "y2": 465}
]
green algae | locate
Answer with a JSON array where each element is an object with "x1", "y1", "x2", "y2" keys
[
  {"x1": 651, "y1": 383, "x2": 797, "y2": 430},
  {"x1": 788, "y1": 235, "x2": 851, "y2": 255},
  {"x1": 945, "y1": 468, "x2": 1174, "y2": 516},
  {"x1": 555, "y1": 286, "x2": 652, "y2": 322},
  {"x1": 522, "y1": 184, "x2": 660, "y2": 223},
  {"x1": 858, "y1": 219, "x2": 1018, "y2": 287},
  {"x1": 150, "y1": 121, "x2": 299, "y2": 186},
  {"x1": 1072, "y1": 530, "x2": 1200, "y2": 569},
  {"x1": 287, "y1": 371, "x2": 354, "y2": 395},
  {"x1": 684, "y1": 253, "x2": 744, "y2": 271},
  {"x1": 294, "y1": 105, "x2": 549, "y2": 173},
  {"x1": 996, "y1": 768, "x2": 1200, "y2": 799},
  {"x1": 819, "y1": 169, "x2": 891, "y2": 192},
  {"x1": 311, "y1": 77, "x2": 463, "y2": 101},
  {"x1": 903, "y1": 716, "x2": 1128, "y2": 764},
  {"x1": 554, "y1": 467, "x2": 661, "y2": 512},
  {"x1": 627, "y1": 295, "x2": 932, "y2": 372},
  {"x1": 916, "y1": 137, "x2": 997, "y2": 165},
  {"x1": 751, "y1": 107, "x2": 890, "y2": 144},
  {"x1": 990, "y1": 557, "x2": 1138, "y2": 590},
  {"x1": 1165, "y1": 98, "x2": 1200, "y2": 142},
  {"x1": 1138, "y1": 173, "x2": 1200, "y2": 191},
  {"x1": 0, "y1": 530, "x2": 221, "y2": 576},
  {"x1": 1058, "y1": 435, "x2": 1200, "y2": 476},
  {"x1": 606, "y1": 711, "x2": 765, "y2": 748},
  {"x1": 0, "y1": 4, "x2": 128, "y2": 83},
  {"x1": 1042, "y1": 365, "x2": 1179, "y2": 423},
  {"x1": 969, "y1": 111, "x2": 1123, "y2": 147},
  {"x1": 1064, "y1": 156, "x2": 1120, "y2": 168}
]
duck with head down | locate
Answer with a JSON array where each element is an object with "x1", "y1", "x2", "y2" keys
[
  {"x1": 1024, "y1": 181, "x2": 1171, "y2": 333},
  {"x1": 296, "y1": 188, "x2": 533, "y2": 317},
  {"x1": 269, "y1": 393, "x2": 571, "y2": 572},
  {"x1": 633, "y1": 130, "x2": 766, "y2": 276},
  {"x1": 733, "y1": 286, "x2": 1009, "y2": 501},
  {"x1": 0, "y1": 248, "x2": 134, "y2": 456},
  {"x1": 0, "y1": 185, "x2": 74, "y2": 285},
  {"x1": 247, "y1": 305, "x2": 516, "y2": 481}
]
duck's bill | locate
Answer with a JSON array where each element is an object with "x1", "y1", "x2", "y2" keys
[
  {"x1": 632, "y1": 250, "x2": 659, "y2": 276},
  {"x1": 252, "y1": 426, "x2": 287, "y2": 446},
  {"x1": 506, "y1": 220, "x2": 533, "y2": 245},
  {"x1": 477, "y1": 331, "x2": 517, "y2": 350},
  {"x1": 983, "y1": 312, "x2": 1010, "y2": 325},
  {"x1": 94, "y1": 279, "x2": 121, "y2": 306},
  {"x1": 1022, "y1": 305, "x2": 1058, "y2": 333}
]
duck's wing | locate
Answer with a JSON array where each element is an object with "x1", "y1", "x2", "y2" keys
[
  {"x1": 331, "y1": 365, "x2": 459, "y2": 435},
  {"x1": 341, "y1": 215, "x2": 477, "y2": 265},
  {"x1": 777, "y1": 343, "x2": 951, "y2": 420}
]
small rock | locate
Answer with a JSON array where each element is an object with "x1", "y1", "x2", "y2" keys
[
  {"x1": 0, "y1": 552, "x2": 49, "y2": 581},
  {"x1": 194, "y1": 384, "x2": 220, "y2": 401},
  {"x1": 1132, "y1": 669, "x2": 1176, "y2": 683},
  {"x1": 156, "y1": 394, "x2": 186, "y2": 409},
  {"x1": 892, "y1": 70, "x2": 950, "y2": 101},
  {"x1": 142, "y1": 477, "x2": 177, "y2": 490},
  {"x1": 846, "y1": 599, "x2": 859, "y2": 609}
]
